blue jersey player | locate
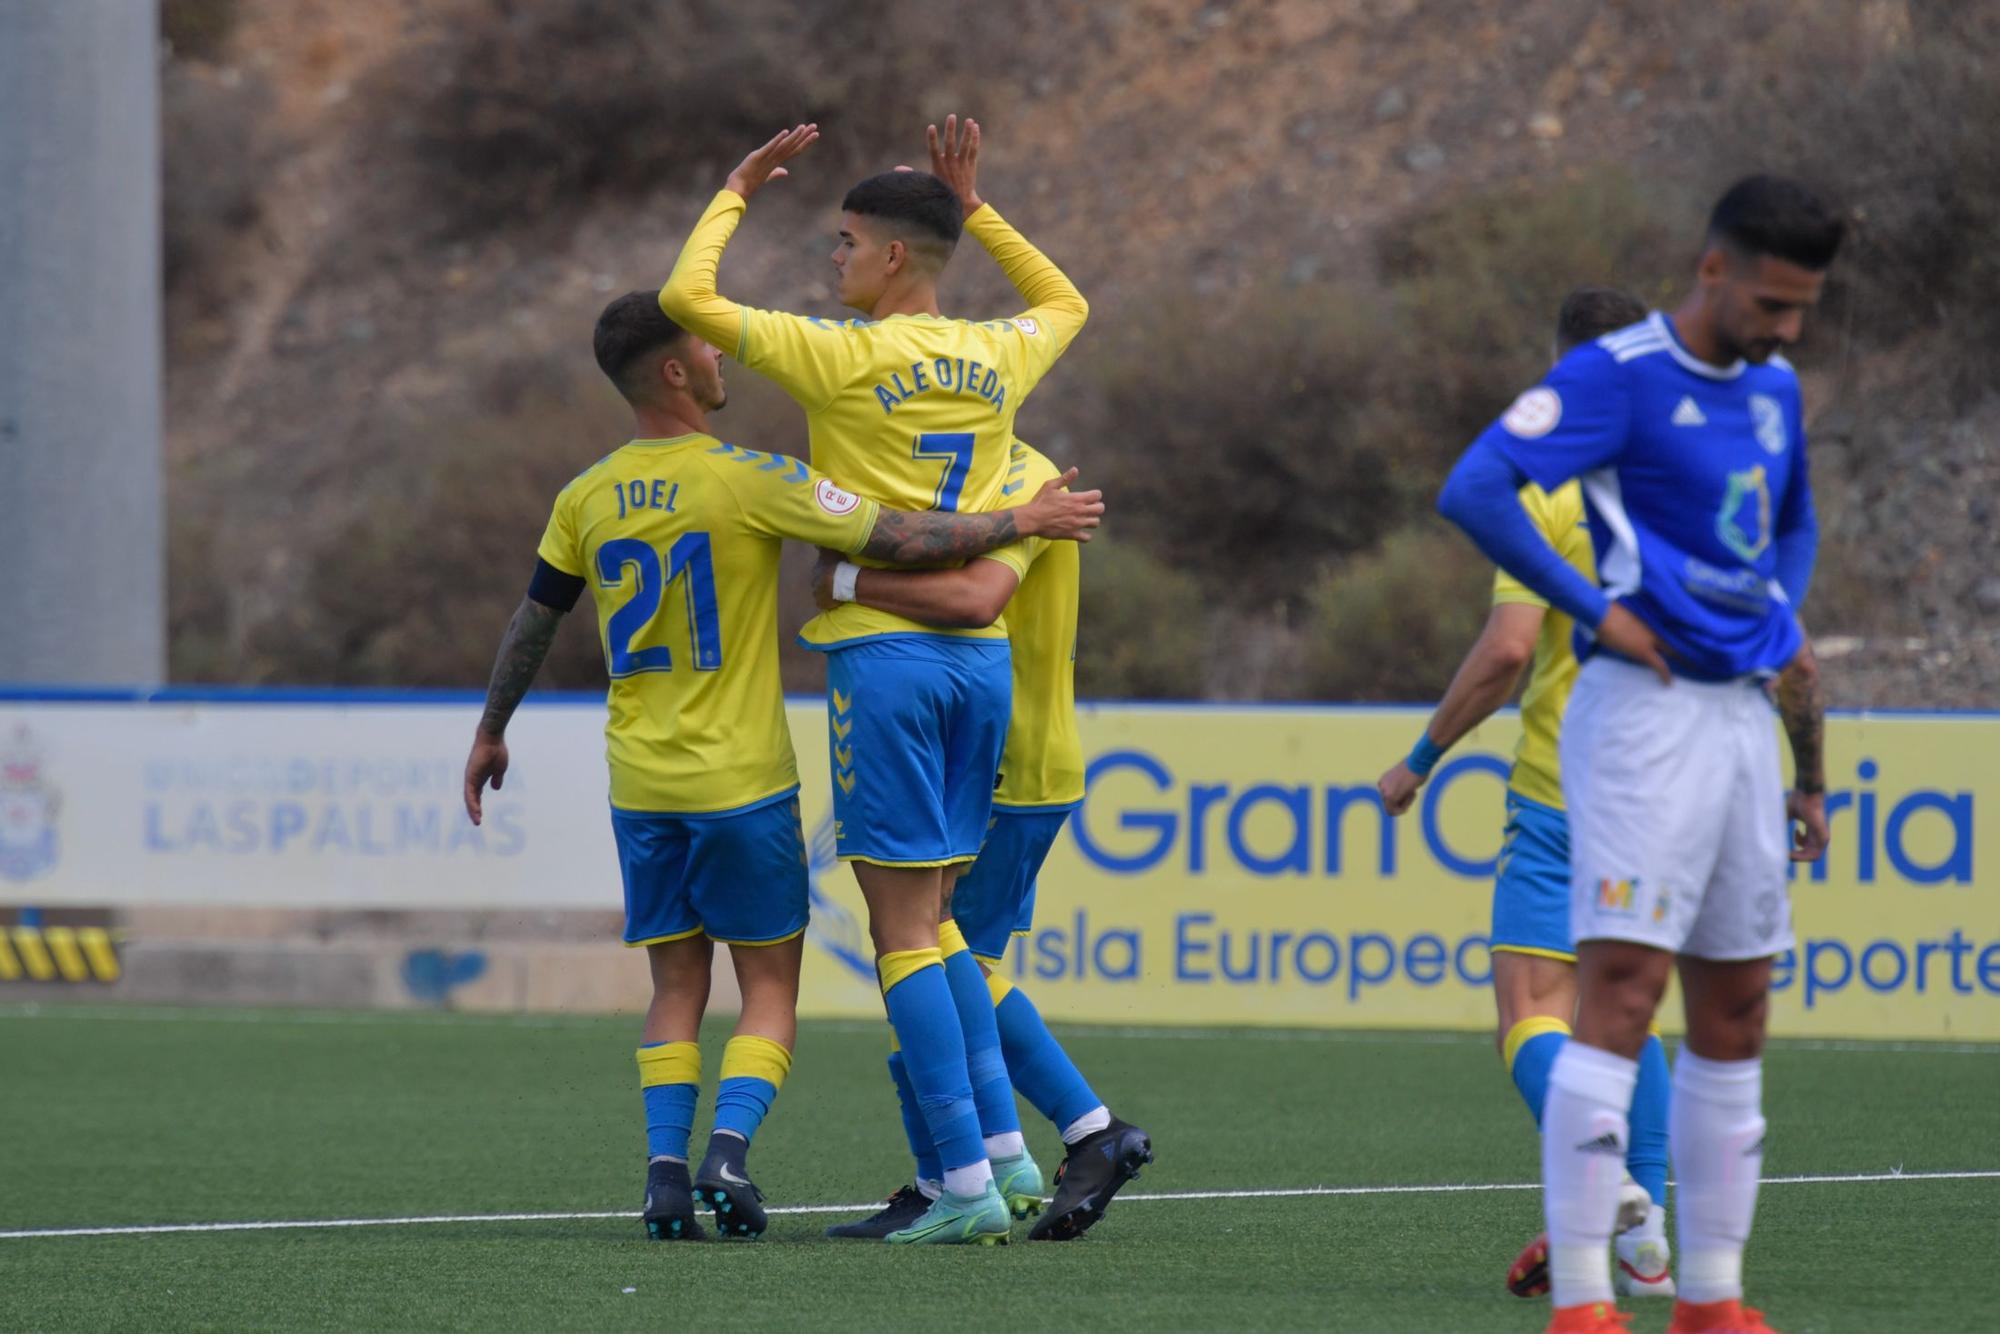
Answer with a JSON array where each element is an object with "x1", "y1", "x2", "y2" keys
[{"x1": 1439, "y1": 176, "x2": 1840, "y2": 1334}]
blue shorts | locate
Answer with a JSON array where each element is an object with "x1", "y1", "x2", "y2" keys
[
  {"x1": 612, "y1": 791, "x2": 809, "y2": 947},
  {"x1": 950, "y1": 805, "x2": 1075, "y2": 961},
  {"x1": 826, "y1": 638, "x2": 1011, "y2": 867},
  {"x1": 1491, "y1": 790, "x2": 1575, "y2": 960}
]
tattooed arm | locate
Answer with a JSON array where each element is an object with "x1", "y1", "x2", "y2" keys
[
  {"x1": 1775, "y1": 636, "x2": 1829, "y2": 862},
  {"x1": 856, "y1": 468, "x2": 1101, "y2": 565},
  {"x1": 464, "y1": 596, "x2": 567, "y2": 826}
]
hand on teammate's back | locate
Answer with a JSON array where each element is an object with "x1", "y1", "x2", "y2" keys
[
  {"x1": 926, "y1": 113, "x2": 984, "y2": 216},
  {"x1": 1018, "y1": 468, "x2": 1103, "y2": 542},
  {"x1": 810, "y1": 548, "x2": 843, "y2": 612},
  {"x1": 1595, "y1": 603, "x2": 1673, "y2": 684},
  {"x1": 725, "y1": 123, "x2": 820, "y2": 201}
]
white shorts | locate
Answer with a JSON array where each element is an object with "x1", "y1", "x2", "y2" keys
[{"x1": 1560, "y1": 656, "x2": 1794, "y2": 960}]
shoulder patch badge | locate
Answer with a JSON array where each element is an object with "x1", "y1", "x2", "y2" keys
[{"x1": 1501, "y1": 386, "x2": 1562, "y2": 439}]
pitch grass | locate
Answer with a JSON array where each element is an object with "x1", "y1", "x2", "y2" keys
[{"x1": 3, "y1": 1008, "x2": 1994, "y2": 1332}]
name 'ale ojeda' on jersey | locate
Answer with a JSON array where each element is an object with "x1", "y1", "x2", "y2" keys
[{"x1": 661, "y1": 188, "x2": 1088, "y2": 650}]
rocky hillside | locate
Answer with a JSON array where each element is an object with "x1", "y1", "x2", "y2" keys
[{"x1": 161, "y1": 0, "x2": 1998, "y2": 705}]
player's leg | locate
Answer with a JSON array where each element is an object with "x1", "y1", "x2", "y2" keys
[
  {"x1": 681, "y1": 795, "x2": 811, "y2": 1238},
  {"x1": 939, "y1": 865, "x2": 1039, "y2": 1216},
  {"x1": 1495, "y1": 950, "x2": 1577, "y2": 1122},
  {"x1": 860, "y1": 861, "x2": 1009, "y2": 1244},
  {"x1": 616, "y1": 810, "x2": 711, "y2": 1241},
  {"x1": 956, "y1": 807, "x2": 1152, "y2": 1240},
  {"x1": 1544, "y1": 658, "x2": 1722, "y2": 1321},
  {"x1": 821, "y1": 643, "x2": 1004, "y2": 1244},
  {"x1": 823, "y1": 1036, "x2": 942, "y2": 1240},
  {"x1": 1664, "y1": 699, "x2": 1791, "y2": 1333},
  {"x1": 1616, "y1": 1027, "x2": 1675, "y2": 1297}
]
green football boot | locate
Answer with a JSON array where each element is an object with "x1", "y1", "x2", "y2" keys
[
  {"x1": 990, "y1": 1150, "x2": 1045, "y2": 1220},
  {"x1": 882, "y1": 1179, "x2": 1013, "y2": 1246}
]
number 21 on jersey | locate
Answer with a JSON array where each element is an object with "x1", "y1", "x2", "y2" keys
[{"x1": 595, "y1": 533, "x2": 721, "y2": 676}]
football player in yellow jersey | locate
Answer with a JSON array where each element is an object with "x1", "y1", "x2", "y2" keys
[
  {"x1": 1374, "y1": 288, "x2": 1682, "y2": 1297},
  {"x1": 810, "y1": 440, "x2": 1154, "y2": 1243},
  {"x1": 459, "y1": 293, "x2": 1100, "y2": 1246},
  {"x1": 659, "y1": 118, "x2": 1088, "y2": 1241}
]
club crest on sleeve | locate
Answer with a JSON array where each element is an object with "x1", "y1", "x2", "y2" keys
[
  {"x1": 1012, "y1": 316, "x2": 1040, "y2": 336},
  {"x1": 1501, "y1": 386, "x2": 1562, "y2": 439},
  {"x1": 814, "y1": 478, "x2": 862, "y2": 516}
]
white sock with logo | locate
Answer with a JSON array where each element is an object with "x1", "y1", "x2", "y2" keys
[
  {"x1": 1672, "y1": 1051, "x2": 1765, "y2": 1304},
  {"x1": 1542, "y1": 1041, "x2": 1640, "y2": 1308}
]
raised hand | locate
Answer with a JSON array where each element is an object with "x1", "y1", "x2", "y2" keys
[
  {"x1": 1016, "y1": 467, "x2": 1103, "y2": 542},
  {"x1": 926, "y1": 113, "x2": 984, "y2": 216},
  {"x1": 726, "y1": 123, "x2": 820, "y2": 201}
]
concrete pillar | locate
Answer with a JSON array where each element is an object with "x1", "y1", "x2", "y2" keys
[{"x1": 0, "y1": 0, "x2": 165, "y2": 685}]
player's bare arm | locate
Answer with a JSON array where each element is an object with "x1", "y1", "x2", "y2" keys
[
  {"x1": 811, "y1": 549, "x2": 1019, "y2": 628},
  {"x1": 1775, "y1": 637, "x2": 1829, "y2": 862},
  {"x1": 859, "y1": 470, "x2": 1100, "y2": 565},
  {"x1": 463, "y1": 596, "x2": 566, "y2": 825},
  {"x1": 1378, "y1": 602, "x2": 1544, "y2": 816},
  {"x1": 725, "y1": 123, "x2": 820, "y2": 202}
]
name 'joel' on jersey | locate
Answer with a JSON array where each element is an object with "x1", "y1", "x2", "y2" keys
[
  {"x1": 1480, "y1": 312, "x2": 1814, "y2": 680},
  {"x1": 991, "y1": 441, "x2": 1084, "y2": 810},
  {"x1": 536, "y1": 435, "x2": 878, "y2": 815}
]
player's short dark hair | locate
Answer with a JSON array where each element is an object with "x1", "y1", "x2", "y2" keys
[
  {"x1": 1555, "y1": 285, "x2": 1648, "y2": 354},
  {"x1": 840, "y1": 171, "x2": 962, "y2": 265},
  {"x1": 1706, "y1": 175, "x2": 1846, "y2": 272},
  {"x1": 593, "y1": 291, "x2": 689, "y2": 403}
]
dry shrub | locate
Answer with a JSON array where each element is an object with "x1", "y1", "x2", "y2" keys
[
  {"x1": 1075, "y1": 538, "x2": 1209, "y2": 700},
  {"x1": 1295, "y1": 524, "x2": 1494, "y2": 702}
]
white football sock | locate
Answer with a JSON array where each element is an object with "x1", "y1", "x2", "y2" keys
[
  {"x1": 1060, "y1": 1106, "x2": 1111, "y2": 1145},
  {"x1": 1632, "y1": 1201, "x2": 1669, "y2": 1245},
  {"x1": 1542, "y1": 1041, "x2": 1639, "y2": 1308},
  {"x1": 916, "y1": 1176, "x2": 943, "y2": 1201},
  {"x1": 941, "y1": 1158, "x2": 994, "y2": 1199},
  {"x1": 1672, "y1": 1051, "x2": 1765, "y2": 1304},
  {"x1": 984, "y1": 1131, "x2": 1027, "y2": 1159}
]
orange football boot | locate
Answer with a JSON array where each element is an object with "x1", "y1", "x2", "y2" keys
[
  {"x1": 1668, "y1": 1298, "x2": 1781, "y2": 1333},
  {"x1": 1508, "y1": 1231, "x2": 1551, "y2": 1297},
  {"x1": 1545, "y1": 1301, "x2": 1633, "y2": 1333}
]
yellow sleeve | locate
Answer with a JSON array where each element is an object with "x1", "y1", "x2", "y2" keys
[
  {"x1": 534, "y1": 485, "x2": 585, "y2": 577},
  {"x1": 720, "y1": 451, "x2": 881, "y2": 554},
  {"x1": 659, "y1": 191, "x2": 751, "y2": 357},
  {"x1": 1491, "y1": 485, "x2": 1565, "y2": 608},
  {"x1": 962, "y1": 203, "x2": 1088, "y2": 389},
  {"x1": 976, "y1": 536, "x2": 1040, "y2": 582},
  {"x1": 659, "y1": 190, "x2": 860, "y2": 411}
]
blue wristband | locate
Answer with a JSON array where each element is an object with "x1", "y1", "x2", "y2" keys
[{"x1": 1407, "y1": 733, "x2": 1446, "y2": 779}]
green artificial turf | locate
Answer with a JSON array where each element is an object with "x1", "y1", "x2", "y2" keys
[{"x1": 2, "y1": 1006, "x2": 1993, "y2": 1332}]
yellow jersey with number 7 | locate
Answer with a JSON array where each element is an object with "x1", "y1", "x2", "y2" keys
[{"x1": 660, "y1": 189, "x2": 1087, "y2": 649}]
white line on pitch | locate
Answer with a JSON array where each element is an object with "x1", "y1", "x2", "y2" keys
[
  {"x1": 4, "y1": 1169, "x2": 1994, "y2": 1242},
  {"x1": 3, "y1": 1005, "x2": 1994, "y2": 1055}
]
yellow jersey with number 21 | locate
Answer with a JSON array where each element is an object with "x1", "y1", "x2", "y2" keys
[{"x1": 537, "y1": 434, "x2": 879, "y2": 815}]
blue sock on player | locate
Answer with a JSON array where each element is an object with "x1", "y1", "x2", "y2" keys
[
  {"x1": 1504, "y1": 1016, "x2": 1571, "y2": 1127},
  {"x1": 938, "y1": 920, "x2": 1024, "y2": 1154},
  {"x1": 1626, "y1": 1032, "x2": 1671, "y2": 1208},
  {"x1": 986, "y1": 969, "x2": 1104, "y2": 1133},
  {"x1": 878, "y1": 947, "x2": 988, "y2": 1186},
  {"x1": 711, "y1": 1035, "x2": 791, "y2": 1146},
  {"x1": 887, "y1": 1047, "x2": 943, "y2": 1185},
  {"x1": 636, "y1": 1040, "x2": 700, "y2": 1161}
]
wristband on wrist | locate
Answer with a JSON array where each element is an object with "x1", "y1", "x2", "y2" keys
[
  {"x1": 1407, "y1": 732, "x2": 1446, "y2": 779},
  {"x1": 831, "y1": 562, "x2": 861, "y2": 603}
]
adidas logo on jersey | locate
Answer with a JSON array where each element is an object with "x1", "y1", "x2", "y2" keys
[{"x1": 1671, "y1": 396, "x2": 1708, "y2": 427}]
